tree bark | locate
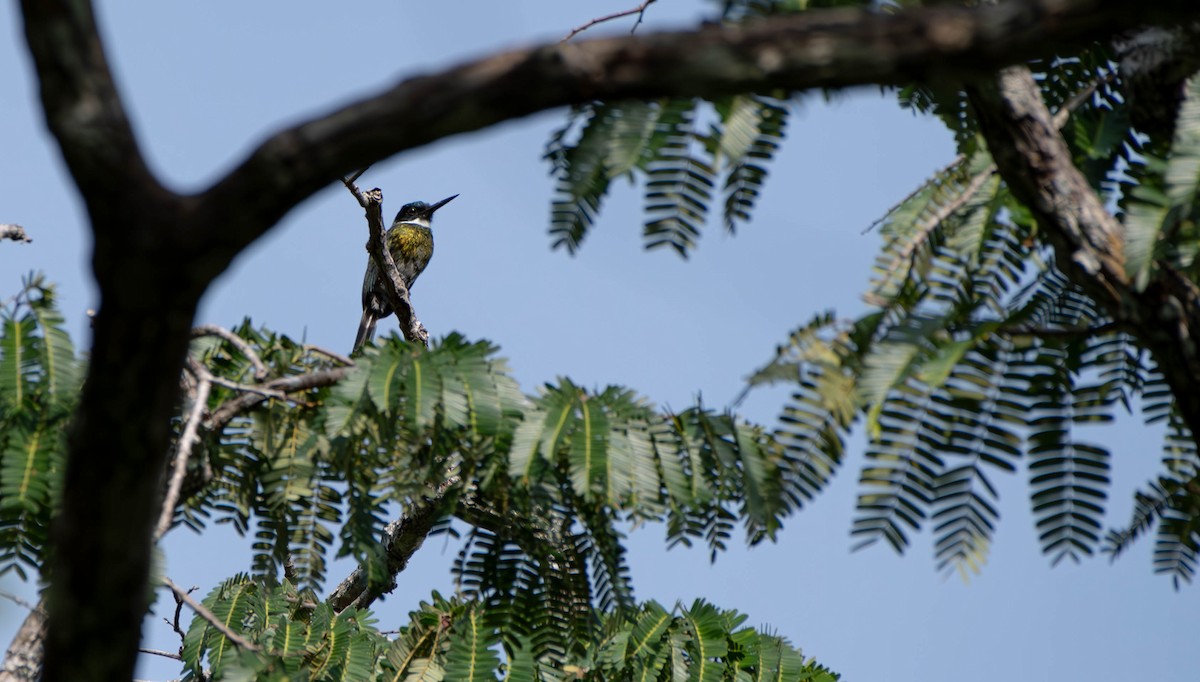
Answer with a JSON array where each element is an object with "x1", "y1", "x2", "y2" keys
[
  {"x1": 969, "y1": 66, "x2": 1200, "y2": 448},
  {"x1": 0, "y1": 602, "x2": 44, "y2": 682}
]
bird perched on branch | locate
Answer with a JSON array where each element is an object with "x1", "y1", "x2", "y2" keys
[{"x1": 353, "y1": 194, "x2": 457, "y2": 352}]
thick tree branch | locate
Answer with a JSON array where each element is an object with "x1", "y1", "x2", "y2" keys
[
  {"x1": 0, "y1": 598, "x2": 44, "y2": 682},
  {"x1": 968, "y1": 66, "x2": 1200, "y2": 444},
  {"x1": 327, "y1": 476, "x2": 460, "y2": 613},
  {"x1": 196, "y1": 0, "x2": 1200, "y2": 281},
  {"x1": 17, "y1": 0, "x2": 161, "y2": 210}
]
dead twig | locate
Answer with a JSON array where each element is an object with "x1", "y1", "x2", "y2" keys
[
  {"x1": 162, "y1": 578, "x2": 260, "y2": 652},
  {"x1": 303, "y1": 344, "x2": 354, "y2": 366},
  {"x1": 138, "y1": 648, "x2": 183, "y2": 662},
  {"x1": 208, "y1": 367, "x2": 348, "y2": 432},
  {"x1": 155, "y1": 362, "x2": 212, "y2": 540},
  {"x1": 563, "y1": 0, "x2": 657, "y2": 42},
  {"x1": 191, "y1": 324, "x2": 268, "y2": 381},
  {"x1": 205, "y1": 374, "x2": 290, "y2": 401},
  {"x1": 0, "y1": 590, "x2": 43, "y2": 614}
]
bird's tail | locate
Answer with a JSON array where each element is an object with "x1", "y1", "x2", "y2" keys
[{"x1": 352, "y1": 309, "x2": 377, "y2": 354}]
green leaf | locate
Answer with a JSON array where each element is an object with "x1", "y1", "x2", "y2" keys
[{"x1": 444, "y1": 607, "x2": 501, "y2": 681}]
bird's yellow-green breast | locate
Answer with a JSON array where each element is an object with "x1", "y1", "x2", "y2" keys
[{"x1": 386, "y1": 222, "x2": 434, "y2": 286}]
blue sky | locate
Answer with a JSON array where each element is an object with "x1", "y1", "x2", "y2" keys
[{"x1": 1, "y1": 2, "x2": 1196, "y2": 680}]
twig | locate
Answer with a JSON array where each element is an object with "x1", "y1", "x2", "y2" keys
[
  {"x1": 0, "y1": 590, "x2": 44, "y2": 614},
  {"x1": 155, "y1": 365, "x2": 212, "y2": 540},
  {"x1": 205, "y1": 375, "x2": 290, "y2": 401},
  {"x1": 162, "y1": 578, "x2": 260, "y2": 652},
  {"x1": 191, "y1": 324, "x2": 268, "y2": 381},
  {"x1": 344, "y1": 166, "x2": 370, "y2": 187},
  {"x1": 164, "y1": 586, "x2": 190, "y2": 643},
  {"x1": 303, "y1": 344, "x2": 355, "y2": 366},
  {"x1": 208, "y1": 367, "x2": 348, "y2": 432},
  {"x1": 0, "y1": 224, "x2": 31, "y2": 244},
  {"x1": 341, "y1": 173, "x2": 370, "y2": 206},
  {"x1": 563, "y1": 0, "x2": 657, "y2": 42},
  {"x1": 138, "y1": 648, "x2": 183, "y2": 661}
]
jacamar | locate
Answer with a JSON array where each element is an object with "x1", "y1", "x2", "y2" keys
[{"x1": 353, "y1": 194, "x2": 457, "y2": 352}]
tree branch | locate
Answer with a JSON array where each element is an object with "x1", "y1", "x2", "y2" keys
[
  {"x1": 17, "y1": 0, "x2": 162, "y2": 214},
  {"x1": 207, "y1": 367, "x2": 349, "y2": 432},
  {"x1": 155, "y1": 361, "x2": 212, "y2": 541},
  {"x1": 137, "y1": 648, "x2": 182, "y2": 662},
  {"x1": 327, "y1": 476, "x2": 460, "y2": 613},
  {"x1": 0, "y1": 600, "x2": 45, "y2": 682},
  {"x1": 968, "y1": 66, "x2": 1200, "y2": 446},
  {"x1": 195, "y1": 0, "x2": 1200, "y2": 281},
  {"x1": 563, "y1": 0, "x2": 658, "y2": 42},
  {"x1": 191, "y1": 325, "x2": 269, "y2": 381},
  {"x1": 161, "y1": 578, "x2": 259, "y2": 653}
]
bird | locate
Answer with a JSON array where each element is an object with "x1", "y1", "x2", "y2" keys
[{"x1": 353, "y1": 194, "x2": 457, "y2": 352}]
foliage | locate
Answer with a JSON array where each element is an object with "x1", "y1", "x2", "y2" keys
[
  {"x1": 170, "y1": 322, "x2": 844, "y2": 669},
  {"x1": 179, "y1": 581, "x2": 838, "y2": 682},
  {"x1": 0, "y1": 273, "x2": 79, "y2": 580},
  {"x1": 0, "y1": 283, "x2": 842, "y2": 678},
  {"x1": 543, "y1": 3, "x2": 1200, "y2": 586},
  {"x1": 546, "y1": 94, "x2": 788, "y2": 257}
]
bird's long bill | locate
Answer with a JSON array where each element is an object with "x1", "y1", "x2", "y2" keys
[{"x1": 425, "y1": 194, "x2": 458, "y2": 217}]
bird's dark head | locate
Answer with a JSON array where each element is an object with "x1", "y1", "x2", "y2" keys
[{"x1": 393, "y1": 194, "x2": 458, "y2": 227}]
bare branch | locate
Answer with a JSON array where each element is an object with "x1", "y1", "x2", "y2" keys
[
  {"x1": 204, "y1": 375, "x2": 290, "y2": 401},
  {"x1": 207, "y1": 367, "x2": 348, "y2": 432},
  {"x1": 161, "y1": 578, "x2": 259, "y2": 652},
  {"x1": 328, "y1": 476, "x2": 460, "y2": 612},
  {"x1": 302, "y1": 344, "x2": 354, "y2": 366},
  {"x1": 155, "y1": 363, "x2": 212, "y2": 541},
  {"x1": 165, "y1": 587, "x2": 188, "y2": 644},
  {"x1": 1, "y1": 602, "x2": 46, "y2": 682},
  {"x1": 968, "y1": 66, "x2": 1200, "y2": 444},
  {"x1": 137, "y1": 648, "x2": 182, "y2": 662},
  {"x1": 0, "y1": 592, "x2": 41, "y2": 614},
  {"x1": 0, "y1": 224, "x2": 31, "y2": 244},
  {"x1": 344, "y1": 166, "x2": 370, "y2": 187},
  {"x1": 563, "y1": 0, "x2": 658, "y2": 42},
  {"x1": 190, "y1": 324, "x2": 268, "y2": 381}
]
